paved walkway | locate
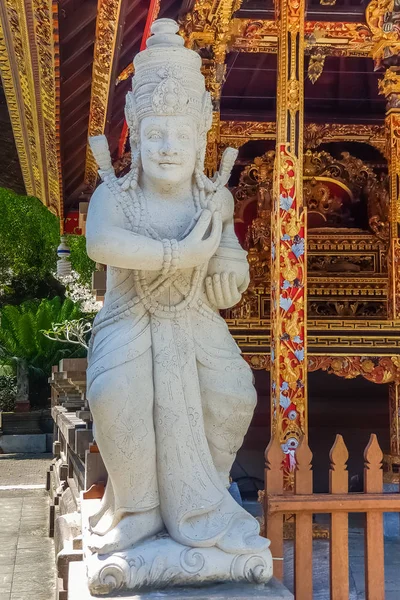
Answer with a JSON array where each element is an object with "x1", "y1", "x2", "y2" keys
[{"x1": 0, "y1": 454, "x2": 55, "y2": 600}]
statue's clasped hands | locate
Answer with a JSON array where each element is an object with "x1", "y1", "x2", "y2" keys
[
  {"x1": 179, "y1": 209, "x2": 222, "y2": 269},
  {"x1": 205, "y1": 272, "x2": 243, "y2": 309}
]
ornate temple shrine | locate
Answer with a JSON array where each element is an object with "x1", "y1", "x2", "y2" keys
[{"x1": 1, "y1": 0, "x2": 400, "y2": 495}]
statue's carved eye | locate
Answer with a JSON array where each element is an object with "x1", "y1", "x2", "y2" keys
[
  {"x1": 178, "y1": 132, "x2": 189, "y2": 141},
  {"x1": 147, "y1": 131, "x2": 162, "y2": 140}
]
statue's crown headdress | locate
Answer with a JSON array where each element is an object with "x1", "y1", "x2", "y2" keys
[{"x1": 125, "y1": 19, "x2": 212, "y2": 139}]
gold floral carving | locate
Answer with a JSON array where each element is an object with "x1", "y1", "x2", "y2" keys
[
  {"x1": 305, "y1": 21, "x2": 373, "y2": 46},
  {"x1": 229, "y1": 18, "x2": 373, "y2": 56},
  {"x1": 116, "y1": 62, "x2": 134, "y2": 85},
  {"x1": 379, "y1": 68, "x2": 400, "y2": 99},
  {"x1": 244, "y1": 354, "x2": 271, "y2": 370},
  {"x1": 219, "y1": 121, "x2": 386, "y2": 156},
  {"x1": 84, "y1": 0, "x2": 122, "y2": 189},
  {"x1": 0, "y1": 10, "x2": 34, "y2": 194},
  {"x1": 309, "y1": 300, "x2": 386, "y2": 319},
  {"x1": 307, "y1": 53, "x2": 325, "y2": 84},
  {"x1": 368, "y1": 173, "x2": 390, "y2": 241},
  {"x1": 1, "y1": 0, "x2": 45, "y2": 201},
  {"x1": 180, "y1": 0, "x2": 242, "y2": 58},
  {"x1": 181, "y1": 1, "x2": 244, "y2": 177},
  {"x1": 32, "y1": 0, "x2": 62, "y2": 217},
  {"x1": 205, "y1": 112, "x2": 220, "y2": 176},
  {"x1": 244, "y1": 353, "x2": 400, "y2": 386},
  {"x1": 389, "y1": 382, "x2": 400, "y2": 456},
  {"x1": 303, "y1": 123, "x2": 386, "y2": 156},
  {"x1": 287, "y1": 76, "x2": 300, "y2": 116},
  {"x1": 391, "y1": 237, "x2": 400, "y2": 320},
  {"x1": 308, "y1": 355, "x2": 400, "y2": 384},
  {"x1": 366, "y1": 0, "x2": 400, "y2": 64},
  {"x1": 0, "y1": 0, "x2": 62, "y2": 214},
  {"x1": 229, "y1": 19, "x2": 278, "y2": 53},
  {"x1": 179, "y1": 0, "x2": 214, "y2": 39}
]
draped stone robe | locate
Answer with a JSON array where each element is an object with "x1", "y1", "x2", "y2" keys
[{"x1": 86, "y1": 181, "x2": 266, "y2": 554}]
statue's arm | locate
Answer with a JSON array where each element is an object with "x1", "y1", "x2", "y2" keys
[{"x1": 86, "y1": 183, "x2": 164, "y2": 271}]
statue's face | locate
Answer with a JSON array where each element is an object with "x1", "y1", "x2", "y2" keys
[{"x1": 140, "y1": 115, "x2": 197, "y2": 187}]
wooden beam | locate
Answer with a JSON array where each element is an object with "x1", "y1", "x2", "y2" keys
[
  {"x1": 61, "y1": 0, "x2": 97, "y2": 44},
  {"x1": 267, "y1": 493, "x2": 400, "y2": 514}
]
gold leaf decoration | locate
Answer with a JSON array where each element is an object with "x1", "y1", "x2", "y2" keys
[{"x1": 308, "y1": 53, "x2": 325, "y2": 84}]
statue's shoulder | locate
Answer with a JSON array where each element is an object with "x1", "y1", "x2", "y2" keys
[
  {"x1": 87, "y1": 180, "x2": 124, "y2": 226},
  {"x1": 90, "y1": 181, "x2": 114, "y2": 206},
  {"x1": 89, "y1": 180, "x2": 123, "y2": 212}
]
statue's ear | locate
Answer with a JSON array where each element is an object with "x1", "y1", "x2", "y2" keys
[{"x1": 125, "y1": 91, "x2": 139, "y2": 146}]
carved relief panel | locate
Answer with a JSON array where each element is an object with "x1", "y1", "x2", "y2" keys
[{"x1": 224, "y1": 148, "x2": 390, "y2": 325}]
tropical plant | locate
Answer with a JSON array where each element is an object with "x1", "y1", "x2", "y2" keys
[
  {"x1": 0, "y1": 188, "x2": 62, "y2": 305},
  {"x1": 0, "y1": 188, "x2": 97, "y2": 306},
  {"x1": 67, "y1": 235, "x2": 96, "y2": 288},
  {"x1": 42, "y1": 318, "x2": 93, "y2": 350},
  {"x1": 61, "y1": 270, "x2": 102, "y2": 314},
  {"x1": 0, "y1": 297, "x2": 87, "y2": 408}
]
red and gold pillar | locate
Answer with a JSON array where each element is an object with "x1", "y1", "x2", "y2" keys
[
  {"x1": 379, "y1": 70, "x2": 400, "y2": 479},
  {"x1": 385, "y1": 382, "x2": 400, "y2": 483},
  {"x1": 379, "y1": 70, "x2": 400, "y2": 322},
  {"x1": 270, "y1": 0, "x2": 307, "y2": 487}
]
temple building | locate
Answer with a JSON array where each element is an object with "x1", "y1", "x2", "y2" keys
[{"x1": 1, "y1": 0, "x2": 400, "y2": 497}]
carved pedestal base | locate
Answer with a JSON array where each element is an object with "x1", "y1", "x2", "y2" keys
[
  {"x1": 86, "y1": 536, "x2": 273, "y2": 595},
  {"x1": 70, "y1": 562, "x2": 292, "y2": 599},
  {"x1": 82, "y1": 499, "x2": 273, "y2": 596}
]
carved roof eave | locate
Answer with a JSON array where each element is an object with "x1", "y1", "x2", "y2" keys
[
  {"x1": 219, "y1": 122, "x2": 386, "y2": 158},
  {"x1": 0, "y1": 0, "x2": 62, "y2": 217},
  {"x1": 229, "y1": 18, "x2": 375, "y2": 57},
  {"x1": 180, "y1": 10, "x2": 375, "y2": 57},
  {"x1": 84, "y1": 0, "x2": 125, "y2": 191}
]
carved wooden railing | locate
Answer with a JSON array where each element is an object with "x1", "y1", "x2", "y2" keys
[{"x1": 264, "y1": 434, "x2": 400, "y2": 600}]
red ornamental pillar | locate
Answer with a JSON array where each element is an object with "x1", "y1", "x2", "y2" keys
[{"x1": 270, "y1": 0, "x2": 307, "y2": 488}]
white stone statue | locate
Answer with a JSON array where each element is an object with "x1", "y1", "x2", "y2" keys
[{"x1": 85, "y1": 18, "x2": 272, "y2": 594}]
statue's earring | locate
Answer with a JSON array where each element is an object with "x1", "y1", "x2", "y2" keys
[{"x1": 128, "y1": 143, "x2": 141, "y2": 190}]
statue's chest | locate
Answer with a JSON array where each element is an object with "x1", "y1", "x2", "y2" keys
[{"x1": 145, "y1": 200, "x2": 196, "y2": 240}]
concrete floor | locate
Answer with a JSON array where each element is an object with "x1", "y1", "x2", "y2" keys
[
  {"x1": 0, "y1": 453, "x2": 52, "y2": 487},
  {"x1": 0, "y1": 454, "x2": 55, "y2": 600}
]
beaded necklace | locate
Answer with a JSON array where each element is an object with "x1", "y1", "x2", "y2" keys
[
  {"x1": 133, "y1": 185, "x2": 206, "y2": 318},
  {"x1": 90, "y1": 168, "x2": 220, "y2": 338}
]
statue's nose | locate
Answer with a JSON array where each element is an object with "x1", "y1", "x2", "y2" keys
[{"x1": 160, "y1": 138, "x2": 178, "y2": 155}]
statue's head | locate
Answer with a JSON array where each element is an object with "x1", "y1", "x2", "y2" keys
[{"x1": 125, "y1": 19, "x2": 212, "y2": 187}]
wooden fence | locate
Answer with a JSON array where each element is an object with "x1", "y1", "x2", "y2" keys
[{"x1": 264, "y1": 434, "x2": 400, "y2": 600}]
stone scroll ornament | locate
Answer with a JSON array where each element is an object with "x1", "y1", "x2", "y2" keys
[{"x1": 84, "y1": 19, "x2": 272, "y2": 595}]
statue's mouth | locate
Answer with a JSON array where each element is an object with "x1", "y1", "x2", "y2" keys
[{"x1": 159, "y1": 161, "x2": 180, "y2": 166}]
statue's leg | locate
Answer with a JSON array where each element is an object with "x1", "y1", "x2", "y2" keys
[
  {"x1": 87, "y1": 349, "x2": 163, "y2": 554},
  {"x1": 198, "y1": 353, "x2": 256, "y2": 488}
]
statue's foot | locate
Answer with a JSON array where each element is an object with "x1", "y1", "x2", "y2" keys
[
  {"x1": 217, "y1": 518, "x2": 270, "y2": 555},
  {"x1": 88, "y1": 507, "x2": 164, "y2": 555}
]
